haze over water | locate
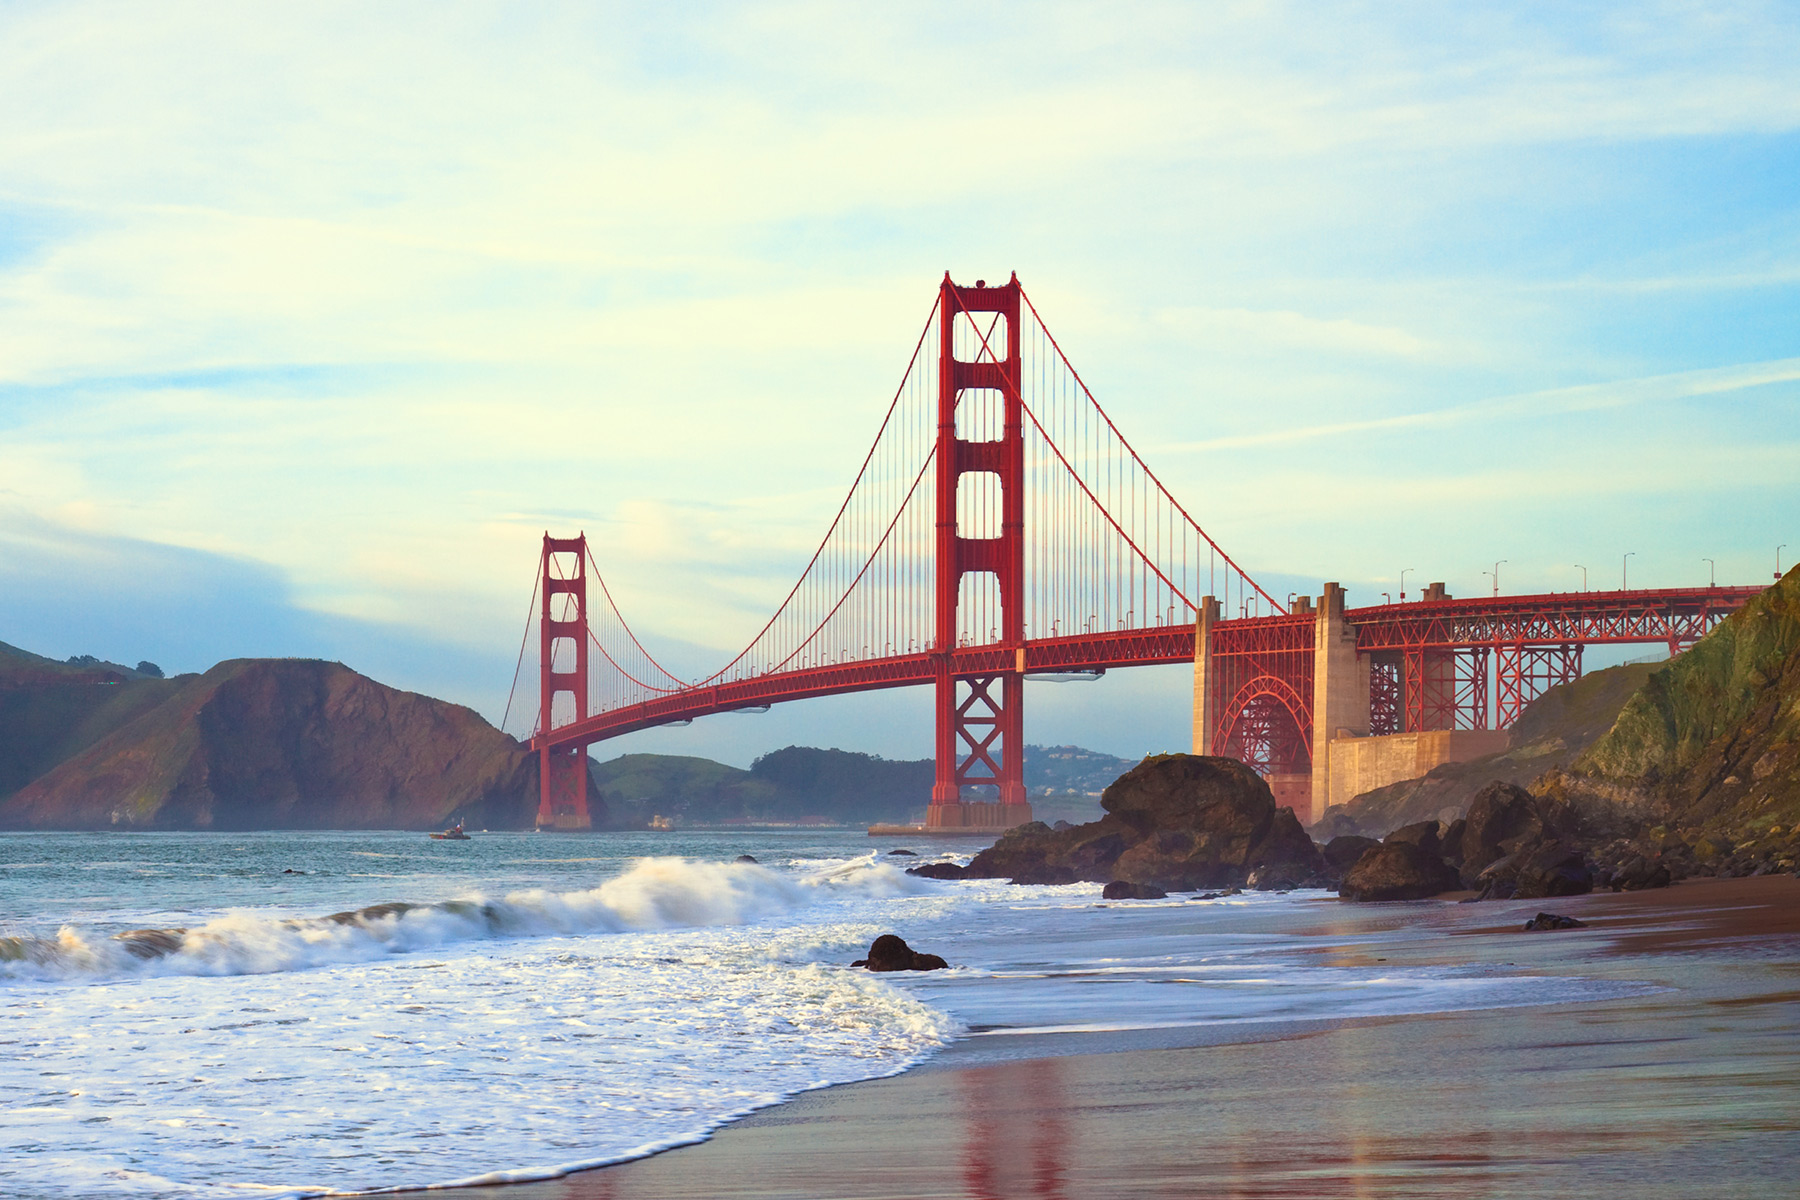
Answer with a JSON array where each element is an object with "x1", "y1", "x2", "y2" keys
[{"x1": 0, "y1": 830, "x2": 1652, "y2": 1198}]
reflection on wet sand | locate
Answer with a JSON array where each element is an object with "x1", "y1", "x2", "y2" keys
[{"x1": 960, "y1": 1059, "x2": 1070, "y2": 1200}]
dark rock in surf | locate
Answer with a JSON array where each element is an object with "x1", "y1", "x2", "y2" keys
[
  {"x1": 854, "y1": 933, "x2": 950, "y2": 972},
  {"x1": 734, "y1": 854, "x2": 758, "y2": 863},
  {"x1": 1101, "y1": 880, "x2": 1167, "y2": 900},
  {"x1": 905, "y1": 861, "x2": 968, "y2": 880},
  {"x1": 1244, "y1": 866, "x2": 1301, "y2": 891},
  {"x1": 1611, "y1": 854, "x2": 1672, "y2": 891},
  {"x1": 1522, "y1": 912, "x2": 1586, "y2": 931},
  {"x1": 886, "y1": 848, "x2": 917, "y2": 856},
  {"x1": 1339, "y1": 841, "x2": 1461, "y2": 902}
]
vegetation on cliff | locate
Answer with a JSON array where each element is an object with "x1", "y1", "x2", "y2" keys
[{"x1": 1546, "y1": 566, "x2": 1800, "y2": 875}]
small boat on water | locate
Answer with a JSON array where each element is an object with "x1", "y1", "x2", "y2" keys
[{"x1": 429, "y1": 821, "x2": 471, "y2": 841}]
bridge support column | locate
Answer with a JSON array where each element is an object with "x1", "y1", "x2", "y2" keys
[
  {"x1": 537, "y1": 533, "x2": 593, "y2": 832},
  {"x1": 927, "y1": 273, "x2": 1032, "y2": 833},
  {"x1": 1309, "y1": 582, "x2": 1369, "y2": 827},
  {"x1": 1191, "y1": 595, "x2": 1220, "y2": 755}
]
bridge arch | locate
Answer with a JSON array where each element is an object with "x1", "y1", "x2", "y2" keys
[{"x1": 1216, "y1": 675, "x2": 1313, "y2": 778}]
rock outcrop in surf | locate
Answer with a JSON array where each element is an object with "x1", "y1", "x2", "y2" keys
[{"x1": 927, "y1": 754, "x2": 1326, "y2": 891}]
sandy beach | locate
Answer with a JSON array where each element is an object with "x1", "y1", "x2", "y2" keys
[{"x1": 452, "y1": 876, "x2": 1800, "y2": 1200}]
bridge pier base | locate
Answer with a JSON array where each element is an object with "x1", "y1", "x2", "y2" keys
[
  {"x1": 537, "y1": 744, "x2": 592, "y2": 831},
  {"x1": 925, "y1": 800, "x2": 1035, "y2": 831}
]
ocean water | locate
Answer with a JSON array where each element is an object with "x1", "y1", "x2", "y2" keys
[{"x1": 0, "y1": 829, "x2": 1652, "y2": 1199}]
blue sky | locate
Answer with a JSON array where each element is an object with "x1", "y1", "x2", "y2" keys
[{"x1": 1, "y1": 2, "x2": 1795, "y2": 764}]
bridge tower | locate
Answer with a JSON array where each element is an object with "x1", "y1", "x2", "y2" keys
[
  {"x1": 537, "y1": 533, "x2": 593, "y2": 831},
  {"x1": 929, "y1": 273, "x2": 1033, "y2": 831}
]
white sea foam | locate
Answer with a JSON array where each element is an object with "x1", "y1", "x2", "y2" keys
[
  {"x1": 0, "y1": 839, "x2": 1658, "y2": 1200},
  {"x1": 0, "y1": 855, "x2": 924, "y2": 983},
  {"x1": 0, "y1": 867, "x2": 959, "y2": 1197}
]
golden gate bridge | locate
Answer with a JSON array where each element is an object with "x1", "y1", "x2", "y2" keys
[{"x1": 506, "y1": 274, "x2": 1758, "y2": 831}]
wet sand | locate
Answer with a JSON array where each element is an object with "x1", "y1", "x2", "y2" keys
[{"x1": 455, "y1": 876, "x2": 1800, "y2": 1199}]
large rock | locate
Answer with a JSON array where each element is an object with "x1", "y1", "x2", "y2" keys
[
  {"x1": 965, "y1": 755, "x2": 1325, "y2": 890},
  {"x1": 1459, "y1": 782, "x2": 1563, "y2": 881},
  {"x1": 1339, "y1": 841, "x2": 1462, "y2": 902},
  {"x1": 1456, "y1": 781, "x2": 1594, "y2": 899},
  {"x1": 1511, "y1": 840, "x2": 1595, "y2": 898},
  {"x1": 1383, "y1": 819, "x2": 1444, "y2": 857},
  {"x1": 1322, "y1": 835, "x2": 1380, "y2": 873}
]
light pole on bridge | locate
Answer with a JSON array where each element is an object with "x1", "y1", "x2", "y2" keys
[
  {"x1": 1488, "y1": 559, "x2": 1507, "y2": 598},
  {"x1": 1623, "y1": 551, "x2": 1635, "y2": 590},
  {"x1": 1574, "y1": 564, "x2": 1588, "y2": 592},
  {"x1": 1703, "y1": 558, "x2": 1716, "y2": 588},
  {"x1": 1400, "y1": 568, "x2": 1414, "y2": 601}
]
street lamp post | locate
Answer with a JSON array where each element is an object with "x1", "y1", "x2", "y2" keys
[
  {"x1": 1574, "y1": 564, "x2": 1588, "y2": 591},
  {"x1": 1623, "y1": 551, "x2": 1635, "y2": 590},
  {"x1": 1703, "y1": 558, "x2": 1715, "y2": 588},
  {"x1": 1491, "y1": 560, "x2": 1507, "y2": 598},
  {"x1": 1400, "y1": 568, "x2": 1414, "y2": 602}
]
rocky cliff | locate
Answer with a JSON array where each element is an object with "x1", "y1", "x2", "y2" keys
[
  {"x1": 0, "y1": 657, "x2": 544, "y2": 831},
  {"x1": 1542, "y1": 566, "x2": 1800, "y2": 875}
]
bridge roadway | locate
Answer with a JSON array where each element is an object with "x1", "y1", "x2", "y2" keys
[{"x1": 532, "y1": 584, "x2": 1762, "y2": 754}]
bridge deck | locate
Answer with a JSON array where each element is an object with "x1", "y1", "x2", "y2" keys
[{"x1": 532, "y1": 585, "x2": 1761, "y2": 752}]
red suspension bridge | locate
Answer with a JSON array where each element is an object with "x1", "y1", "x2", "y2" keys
[{"x1": 510, "y1": 274, "x2": 1759, "y2": 831}]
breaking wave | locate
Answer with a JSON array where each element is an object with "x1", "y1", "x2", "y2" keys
[{"x1": 0, "y1": 854, "x2": 925, "y2": 981}]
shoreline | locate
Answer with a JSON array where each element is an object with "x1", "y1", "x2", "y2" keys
[{"x1": 445, "y1": 875, "x2": 1800, "y2": 1200}]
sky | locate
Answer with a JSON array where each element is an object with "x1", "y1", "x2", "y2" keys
[{"x1": 1, "y1": 1, "x2": 1796, "y2": 766}]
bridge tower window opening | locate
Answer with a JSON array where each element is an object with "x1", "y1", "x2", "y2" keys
[
  {"x1": 954, "y1": 386, "x2": 1006, "y2": 443},
  {"x1": 955, "y1": 470, "x2": 1002, "y2": 540}
]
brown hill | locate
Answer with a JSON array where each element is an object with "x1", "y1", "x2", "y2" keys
[
  {"x1": 0, "y1": 657, "x2": 547, "y2": 831},
  {"x1": 1316, "y1": 661, "x2": 1659, "y2": 837},
  {"x1": 0, "y1": 640, "x2": 189, "y2": 799}
]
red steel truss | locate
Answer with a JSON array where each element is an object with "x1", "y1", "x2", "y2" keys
[{"x1": 1350, "y1": 587, "x2": 1757, "y2": 733}]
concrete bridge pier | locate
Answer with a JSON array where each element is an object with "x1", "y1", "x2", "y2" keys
[
  {"x1": 1309, "y1": 582, "x2": 1371, "y2": 823},
  {"x1": 1193, "y1": 581, "x2": 1506, "y2": 827}
]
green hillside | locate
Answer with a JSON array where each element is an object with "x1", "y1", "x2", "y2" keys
[{"x1": 1560, "y1": 566, "x2": 1800, "y2": 859}]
